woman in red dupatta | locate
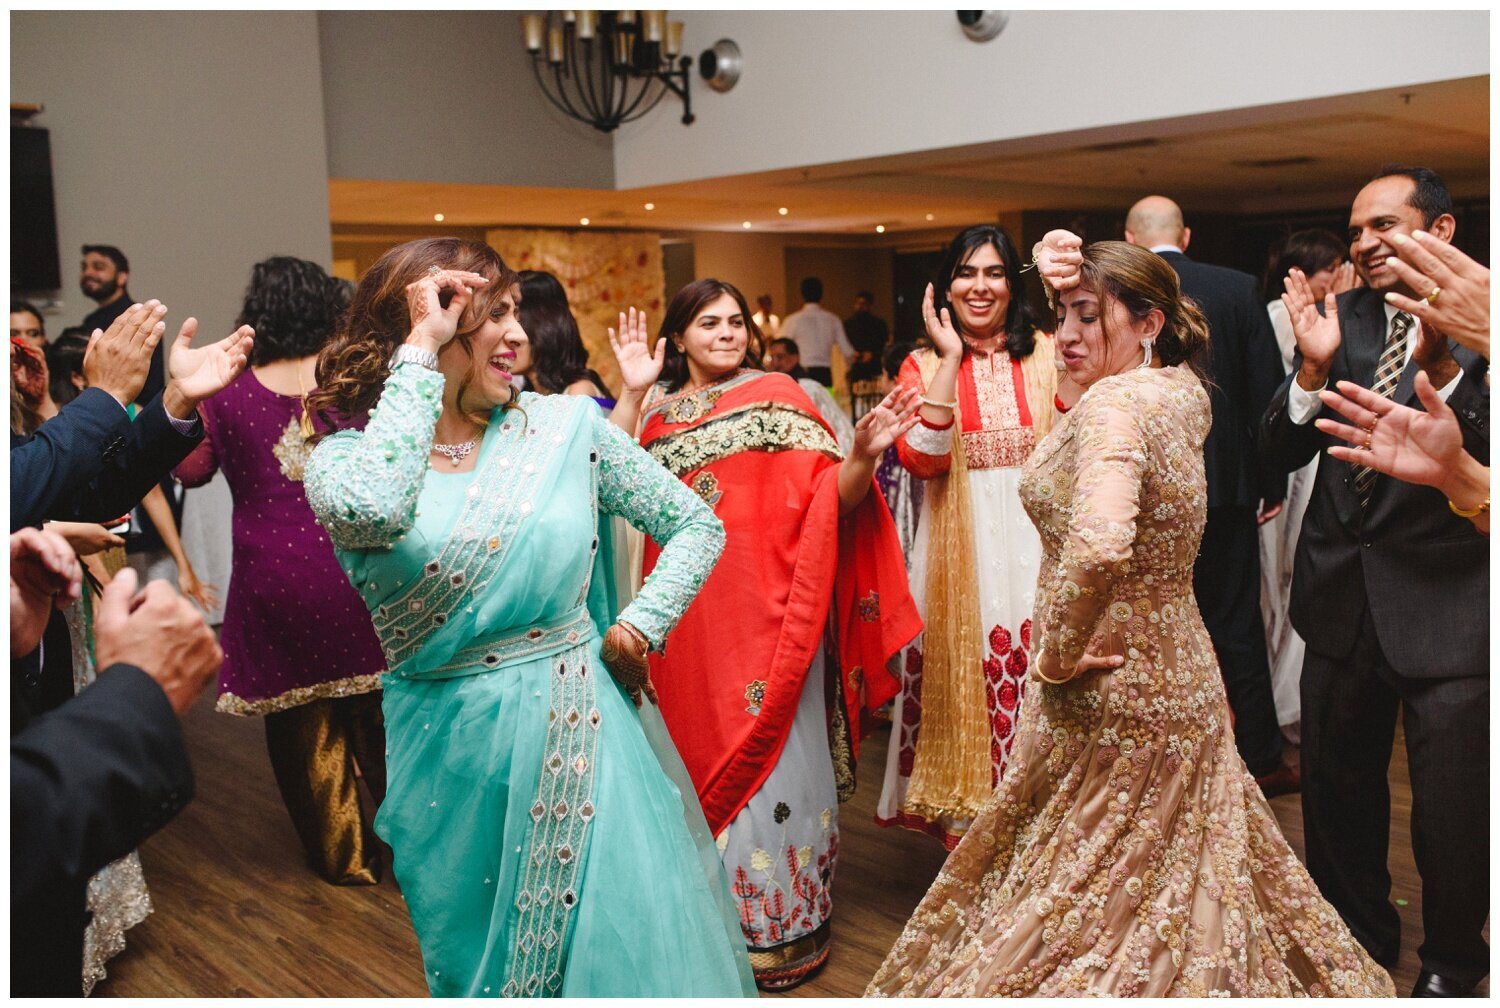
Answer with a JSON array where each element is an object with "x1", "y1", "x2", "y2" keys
[{"x1": 609, "y1": 279, "x2": 922, "y2": 990}]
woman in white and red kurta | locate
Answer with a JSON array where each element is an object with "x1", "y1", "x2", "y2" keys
[{"x1": 876, "y1": 224, "x2": 1060, "y2": 849}]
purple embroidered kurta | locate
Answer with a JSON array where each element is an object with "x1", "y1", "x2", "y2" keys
[{"x1": 174, "y1": 370, "x2": 385, "y2": 714}]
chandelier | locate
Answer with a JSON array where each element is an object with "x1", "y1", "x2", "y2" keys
[{"x1": 521, "y1": 10, "x2": 695, "y2": 133}]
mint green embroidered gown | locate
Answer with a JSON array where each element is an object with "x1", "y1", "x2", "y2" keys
[{"x1": 305, "y1": 362, "x2": 756, "y2": 997}]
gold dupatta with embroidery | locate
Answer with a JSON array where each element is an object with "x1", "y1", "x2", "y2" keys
[{"x1": 905, "y1": 334, "x2": 1056, "y2": 823}]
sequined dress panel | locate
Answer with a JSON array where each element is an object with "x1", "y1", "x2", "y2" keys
[
  {"x1": 867, "y1": 366, "x2": 1393, "y2": 997},
  {"x1": 173, "y1": 370, "x2": 386, "y2": 714}
]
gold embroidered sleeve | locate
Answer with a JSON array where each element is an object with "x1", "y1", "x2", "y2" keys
[{"x1": 1035, "y1": 385, "x2": 1145, "y2": 678}]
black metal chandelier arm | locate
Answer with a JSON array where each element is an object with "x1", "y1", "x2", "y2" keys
[
  {"x1": 613, "y1": 76, "x2": 665, "y2": 126},
  {"x1": 575, "y1": 35, "x2": 606, "y2": 121},
  {"x1": 531, "y1": 55, "x2": 590, "y2": 124}
]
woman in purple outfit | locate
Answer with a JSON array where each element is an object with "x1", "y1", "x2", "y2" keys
[{"x1": 175, "y1": 257, "x2": 388, "y2": 885}]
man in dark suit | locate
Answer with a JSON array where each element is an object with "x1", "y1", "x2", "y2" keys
[
  {"x1": 1260, "y1": 166, "x2": 1488, "y2": 998},
  {"x1": 11, "y1": 530, "x2": 220, "y2": 995},
  {"x1": 1124, "y1": 196, "x2": 1296, "y2": 795}
]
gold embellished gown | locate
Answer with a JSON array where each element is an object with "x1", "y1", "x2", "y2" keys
[{"x1": 867, "y1": 366, "x2": 1393, "y2": 997}]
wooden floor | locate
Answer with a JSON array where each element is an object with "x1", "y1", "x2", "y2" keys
[{"x1": 99, "y1": 688, "x2": 1481, "y2": 997}]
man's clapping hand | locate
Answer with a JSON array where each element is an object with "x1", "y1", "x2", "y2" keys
[{"x1": 93, "y1": 568, "x2": 221, "y2": 716}]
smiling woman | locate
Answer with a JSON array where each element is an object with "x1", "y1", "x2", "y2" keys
[
  {"x1": 301, "y1": 238, "x2": 755, "y2": 997},
  {"x1": 613, "y1": 277, "x2": 922, "y2": 989},
  {"x1": 876, "y1": 224, "x2": 1058, "y2": 850}
]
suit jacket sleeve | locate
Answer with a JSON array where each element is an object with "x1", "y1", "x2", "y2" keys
[
  {"x1": 1240, "y1": 277, "x2": 1289, "y2": 504},
  {"x1": 10, "y1": 664, "x2": 193, "y2": 912},
  {"x1": 9, "y1": 389, "x2": 202, "y2": 531}
]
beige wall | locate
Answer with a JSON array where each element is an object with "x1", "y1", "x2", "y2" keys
[
  {"x1": 318, "y1": 12, "x2": 614, "y2": 190},
  {"x1": 10, "y1": 11, "x2": 333, "y2": 340}
]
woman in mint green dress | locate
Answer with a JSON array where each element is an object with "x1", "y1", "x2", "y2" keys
[{"x1": 304, "y1": 238, "x2": 755, "y2": 998}]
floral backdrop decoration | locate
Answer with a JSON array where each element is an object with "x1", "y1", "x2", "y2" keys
[{"x1": 486, "y1": 228, "x2": 665, "y2": 397}]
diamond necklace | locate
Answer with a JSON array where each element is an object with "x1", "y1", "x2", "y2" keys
[{"x1": 431, "y1": 438, "x2": 479, "y2": 466}]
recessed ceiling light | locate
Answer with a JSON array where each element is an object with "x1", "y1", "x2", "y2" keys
[
  {"x1": 433, "y1": 213, "x2": 445, "y2": 222},
  {"x1": 742, "y1": 221, "x2": 752, "y2": 229},
  {"x1": 778, "y1": 207, "x2": 789, "y2": 216},
  {"x1": 644, "y1": 202, "x2": 655, "y2": 210},
  {"x1": 925, "y1": 213, "x2": 935, "y2": 222},
  {"x1": 875, "y1": 225, "x2": 886, "y2": 234},
  {"x1": 579, "y1": 217, "x2": 590, "y2": 226}
]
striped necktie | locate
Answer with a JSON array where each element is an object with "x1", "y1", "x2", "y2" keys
[{"x1": 1352, "y1": 311, "x2": 1413, "y2": 508}]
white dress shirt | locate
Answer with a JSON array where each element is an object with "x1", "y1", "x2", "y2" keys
[
  {"x1": 1287, "y1": 302, "x2": 1462, "y2": 424},
  {"x1": 779, "y1": 303, "x2": 854, "y2": 369},
  {"x1": 752, "y1": 311, "x2": 780, "y2": 339}
]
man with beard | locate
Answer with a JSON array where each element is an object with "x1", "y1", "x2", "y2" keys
[{"x1": 80, "y1": 245, "x2": 165, "y2": 403}]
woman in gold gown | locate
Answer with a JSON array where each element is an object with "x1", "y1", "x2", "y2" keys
[{"x1": 867, "y1": 240, "x2": 1393, "y2": 997}]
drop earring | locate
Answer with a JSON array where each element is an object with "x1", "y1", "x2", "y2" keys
[{"x1": 1138, "y1": 338, "x2": 1154, "y2": 369}]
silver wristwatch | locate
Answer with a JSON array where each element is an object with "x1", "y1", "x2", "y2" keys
[{"x1": 391, "y1": 344, "x2": 440, "y2": 371}]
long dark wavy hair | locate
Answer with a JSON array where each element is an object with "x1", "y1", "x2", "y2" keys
[
  {"x1": 309, "y1": 238, "x2": 521, "y2": 431},
  {"x1": 657, "y1": 278, "x2": 763, "y2": 392},
  {"x1": 516, "y1": 270, "x2": 610, "y2": 397},
  {"x1": 238, "y1": 256, "x2": 351, "y2": 366},
  {"x1": 933, "y1": 224, "x2": 1041, "y2": 360}
]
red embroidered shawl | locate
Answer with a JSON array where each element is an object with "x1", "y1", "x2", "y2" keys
[{"x1": 639, "y1": 371, "x2": 921, "y2": 836}]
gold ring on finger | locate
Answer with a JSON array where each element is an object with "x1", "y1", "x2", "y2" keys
[{"x1": 1427, "y1": 286, "x2": 1442, "y2": 305}]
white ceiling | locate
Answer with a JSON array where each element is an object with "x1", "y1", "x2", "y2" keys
[{"x1": 329, "y1": 76, "x2": 1489, "y2": 238}]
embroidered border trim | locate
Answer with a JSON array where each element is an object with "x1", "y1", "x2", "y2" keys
[
  {"x1": 410, "y1": 609, "x2": 595, "y2": 680},
  {"x1": 373, "y1": 397, "x2": 573, "y2": 671},
  {"x1": 960, "y1": 426, "x2": 1036, "y2": 470},
  {"x1": 646, "y1": 403, "x2": 841, "y2": 477},
  {"x1": 904, "y1": 421, "x2": 953, "y2": 457},
  {"x1": 215, "y1": 673, "x2": 383, "y2": 715},
  {"x1": 504, "y1": 643, "x2": 601, "y2": 997}
]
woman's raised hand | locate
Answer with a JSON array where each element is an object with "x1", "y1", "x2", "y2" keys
[
  {"x1": 608, "y1": 307, "x2": 663, "y2": 394},
  {"x1": 405, "y1": 268, "x2": 491, "y2": 353},
  {"x1": 1036, "y1": 229, "x2": 1084, "y2": 293},
  {"x1": 1281, "y1": 266, "x2": 1342, "y2": 378},
  {"x1": 1315, "y1": 373, "x2": 1463, "y2": 491},
  {"x1": 852, "y1": 384, "x2": 921, "y2": 460},
  {"x1": 1383, "y1": 230, "x2": 1489, "y2": 361},
  {"x1": 921, "y1": 283, "x2": 963, "y2": 359},
  {"x1": 1331, "y1": 260, "x2": 1362, "y2": 295}
]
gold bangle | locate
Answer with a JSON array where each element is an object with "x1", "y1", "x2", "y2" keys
[
  {"x1": 920, "y1": 395, "x2": 958, "y2": 409},
  {"x1": 1448, "y1": 495, "x2": 1490, "y2": 519},
  {"x1": 1035, "y1": 666, "x2": 1072, "y2": 685}
]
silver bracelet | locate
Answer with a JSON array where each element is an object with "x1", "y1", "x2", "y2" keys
[{"x1": 391, "y1": 344, "x2": 440, "y2": 371}]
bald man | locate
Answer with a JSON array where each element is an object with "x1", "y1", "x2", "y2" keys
[{"x1": 1124, "y1": 195, "x2": 1296, "y2": 795}]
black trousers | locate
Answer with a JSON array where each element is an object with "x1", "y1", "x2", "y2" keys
[
  {"x1": 1301, "y1": 608, "x2": 1489, "y2": 987},
  {"x1": 1192, "y1": 504, "x2": 1282, "y2": 776}
]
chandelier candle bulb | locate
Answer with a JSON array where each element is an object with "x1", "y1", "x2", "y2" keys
[
  {"x1": 643, "y1": 10, "x2": 665, "y2": 43},
  {"x1": 577, "y1": 10, "x2": 597, "y2": 40},
  {"x1": 613, "y1": 30, "x2": 631, "y2": 66},
  {"x1": 665, "y1": 21, "x2": 684, "y2": 56},
  {"x1": 522, "y1": 14, "x2": 545, "y2": 51},
  {"x1": 618, "y1": 9, "x2": 636, "y2": 24},
  {"x1": 562, "y1": 9, "x2": 576, "y2": 22},
  {"x1": 548, "y1": 27, "x2": 565, "y2": 63}
]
